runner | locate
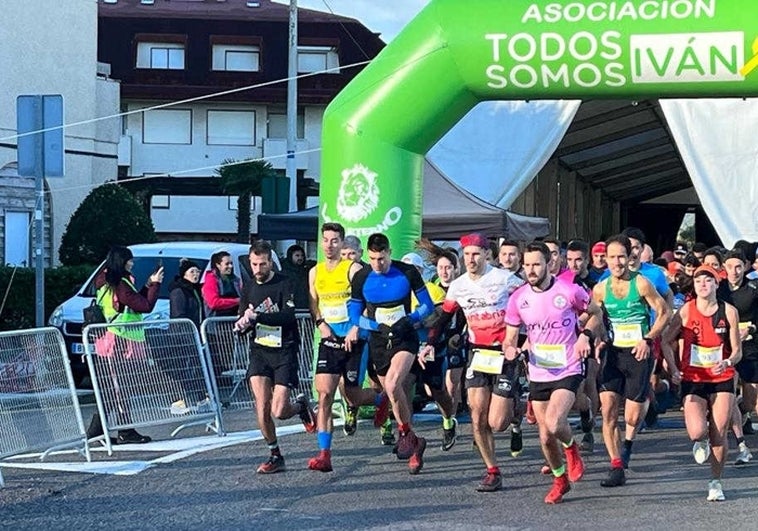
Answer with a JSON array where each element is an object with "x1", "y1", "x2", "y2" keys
[
  {"x1": 233, "y1": 240, "x2": 316, "y2": 474},
  {"x1": 504, "y1": 241, "x2": 604, "y2": 503},
  {"x1": 662, "y1": 265, "x2": 741, "y2": 501},
  {"x1": 544, "y1": 239, "x2": 564, "y2": 276},
  {"x1": 592, "y1": 234, "x2": 671, "y2": 487},
  {"x1": 306, "y1": 223, "x2": 389, "y2": 472},
  {"x1": 425, "y1": 233, "x2": 524, "y2": 492},
  {"x1": 347, "y1": 233, "x2": 434, "y2": 474},
  {"x1": 588, "y1": 241, "x2": 607, "y2": 285},
  {"x1": 499, "y1": 240, "x2": 524, "y2": 278}
]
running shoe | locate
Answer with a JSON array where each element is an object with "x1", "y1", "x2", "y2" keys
[
  {"x1": 510, "y1": 427, "x2": 523, "y2": 457},
  {"x1": 707, "y1": 479, "x2": 725, "y2": 502},
  {"x1": 295, "y1": 394, "x2": 317, "y2": 434},
  {"x1": 735, "y1": 442, "x2": 753, "y2": 466},
  {"x1": 408, "y1": 437, "x2": 427, "y2": 475},
  {"x1": 257, "y1": 454, "x2": 285, "y2": 474},
  {"x1": 544, "y1": 474, "x2": 571, "y2": 504},
  {"x1": 381, "y1": 419, "x2": 396, "y2": 446},
  {"x1": 580, "y1": 431, "x2": 594, "y2": 454},
  {"x1": 343, "y1": 406, "x2": 358, "y2": 436},
  {"x1": 692, "y1": 440, "x2": 711, "y2": 465},
  {"x1": 600, "y1": 467, "x2": 626, "y2": 487},
  {"x1": 116, "y1": 429, "x2": 151, "y2": 445},
  {"x1": 373, "y1": 393, "x2": 390, "y2": 428},
  {"x1": 565, "y1": 442, "x2": 585, "y2": 482},
  {"x1": 476, "y1": 471, "x2": 503, "y2": 492},
  {"x1": 170, "y1": 399, "x2": 191, "y2": 415},
  {"x1": 525, "y1": 400, "x2": 537, "y2": 425},
  {"x1": 396, "y1": 431, "x2": 418, "y2": 460},
  {"x1": 307, "y1": 450, "x2": 333, "y2": 472},
  {"x1": 743, "y1": 414, "x2": 755, "y2": 435},
  {"x1": 442, "y1": 418, "x2": 458, "y2": 451}
]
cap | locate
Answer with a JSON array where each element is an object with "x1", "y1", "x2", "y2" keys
[
  {"x1": 693, "y1": 265, "x2": 719, "y2": 280},
  {"x1": 459, "y1": 233, "x2": 489, "y2": 249},
  {"x1": 178, "y1": 258, "x2": 201, "y2": 277},
  {"x1": 591, "y1": 242, "x2": 606, "y2": 255},
  {"x1": 674, "y1": 242, "x2": 688, "y2": 255},
  {"x1": 667, "y1": 261, "x2": 684, "y2": 276},
  {"x1": 401, "y1": 252, "x2": 424, "y2": 270},
  {"x1": 661, "y1": 250, "x2": 675, "y2": 263}
]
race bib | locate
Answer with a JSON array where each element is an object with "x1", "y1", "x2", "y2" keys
[
  {"x1": 612, "y1": 322, "x2": 643, "y2": 348},
  {"x1": 532, "y1": 344, "x2": 568, "y2": 369},
  {"x1": 689, "y1": 344, "x2": 723, "y2": 368},
  {"x1": 254, "y1": 323, "x2": 283, "y2": 348},
  {"x1": 375, "y1": 305, "x2": 406, "y2": 326},
  {"x1": 470, "y1": 348, "x2": 505, "y2": 375},
  {"x1": 321, "y1": 302, "x2": 349, "y2": 324}
]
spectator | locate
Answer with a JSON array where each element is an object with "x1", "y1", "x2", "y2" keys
[
  {"x1": 683, "y1": 253, "x2": 701, "y2": 277},
  {"x1": 588, "y1": 241, "x2": 607, "y2": 284},
  {"x1": 281, "y1": 244, "x2": 313, "y2": 310},
  {"x1": 673, "y1": 242, "x2": 689, "y2": 261},
  {"x1": 692, "y1": 242, "x2": 708, "y2": 262},
  {"x1": 170, "y1": 259, "x2": 204, "y2": 328},
  {"x1": 341, "y1": 235, "x2": 365, "y2": 265},
  {"x1": 202, "y1": 251, "x2": 242, "y2": 317}
]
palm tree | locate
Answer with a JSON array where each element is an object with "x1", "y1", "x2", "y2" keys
[{"x1": 216, "y1": 158, "x2": 277, "y2": 243}]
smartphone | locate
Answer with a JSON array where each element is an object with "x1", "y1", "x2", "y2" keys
[{"x1": 154, "y1": 259, "x2": 163, "y2": 273}]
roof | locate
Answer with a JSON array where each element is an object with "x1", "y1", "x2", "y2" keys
[
  {"x1": 129, "y1": 241, "x2": 251, "y2": 257},
  {"x1": 553, "y1": 99, "x2": 692, "y2": 204},
  {"x1": 99, "y1": 0, "x2": 361, "y2": 24}
]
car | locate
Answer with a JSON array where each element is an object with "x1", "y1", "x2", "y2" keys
[{"x1": 48, "y1": 241, "x2": 280, "y2": 388}]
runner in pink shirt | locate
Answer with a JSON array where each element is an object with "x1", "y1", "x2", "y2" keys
[{"x1": 504, "y1": 241, "x2": 605, "y2": 504}]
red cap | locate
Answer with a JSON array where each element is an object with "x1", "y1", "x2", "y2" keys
[
  {"x1": 693, "y1": 265, "x2": 719, "y2": 280},
  {"x1": 459, "y1": 233, "x2": 489, "y2": 249},
  {"x1": 591, "y1": 242, "x2": 606, "y2": 255},
  {"x1": 667, "y1": 261, "x2": 684, "y2": 276}
]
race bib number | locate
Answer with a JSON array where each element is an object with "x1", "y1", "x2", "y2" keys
[
  {"x1": 689, "y1": 344, "x2": 723, "y2": 368},
  {"x1": 470, "y1": 348, "x2": 505, "y2": 375},
  {"x1": 254, "y1": 323, "x2": 283, "y2": 348},
  {"x1": 532, "y1": 344, "x2": 568, "y2": 369},
  {"x1": 320, "y1": 302, "x2": 349, "y2": 324},
  {"x1": 612, "y1": 322, "x2": 643, "y2": 348},
  {"x1": 375, "y1": 305, "x2": 406, "y2": 326}
]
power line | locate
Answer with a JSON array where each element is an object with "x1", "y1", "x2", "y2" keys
[{"x1": 320, "y1": 0, "x2": 373, "y2": 60}]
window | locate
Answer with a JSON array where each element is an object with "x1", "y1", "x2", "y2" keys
[
  {"x1": 137, "y1": 42, "x2": 185, "y2": 70},
  {"x1": 266, "y1": 108, "x2": 305, "y2": 139},
  {"x1": 228, "y1": 196, "x2": 237, "y2": 210},
  {"x1": 207, "y1": 110, "x2": 256, "y2": 145},
  {"x1": 212, "y1": 44, "x2": 260, "y2": 72},
  {"x1": 297, "y1": 46, "x2": 339, "y2": 74},
  {"x1": 142, "y1": 109, "x2": 192, "y2": 144},
  {"x1": 151, "y1": 195, "x2": 170, "y2": 209}
]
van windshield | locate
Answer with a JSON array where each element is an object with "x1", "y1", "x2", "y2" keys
[{"x1": 81, "y1": 257, "x2": 210, "y2": 299}]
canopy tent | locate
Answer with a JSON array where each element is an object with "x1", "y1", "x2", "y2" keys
[{"x1": 258, "y1": 159, "x2": 550, "y2": 241}]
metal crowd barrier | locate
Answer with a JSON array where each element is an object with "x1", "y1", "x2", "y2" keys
[
  {"x1": 82, "y1": 318, "x2": 222, "y2": 455},
  {"x1": 0, "y1": 328, "x2": 89, "y2": 487},
  {"x1": 200, "y1": 313, "x2": 315, "y2": 412}
]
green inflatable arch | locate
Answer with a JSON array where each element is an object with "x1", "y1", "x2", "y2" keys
[{"x1": 320, "y1": 0, "x2": 758, "y2": 253}]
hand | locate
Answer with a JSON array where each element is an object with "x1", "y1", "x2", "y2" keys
[
  {"x1": 233, "y1": 315, "x2": 249, "y2": 333},
  {"x1": 318, "y1": 321, "x2": 334, "y2": 341},
  {"x1": 417, "y1": 344, "x2": 435, "y2": 369},
  {"x1": 503, "y1": 345, "x2": 520, "y2": 361},
  {"x1": 670, "y1": 369, "x2": 682, "y2": 385},
  {"x1": 632, "y1": 339, "x2": 651, "y2": 361},
  {"x1": 149, "y1": 266, "x2": 164, "y2": 284},
  {"x1": 242, "y1": 304, "x2": 256, "y2": 323},
  {"x1": 390, "y1": 316, "x2": 414, "y2": 337},
  {"x1": 344, "y1": 326, "x2": 360, "y2": 352},
  {"x1": 709, "y1": 359, "x2": 731, "y2": 376},
  {"x1": 574, "y1": 334, "x2": 591, "y2": 359}
]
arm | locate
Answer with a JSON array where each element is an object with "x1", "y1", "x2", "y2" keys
[
  {"x1": 635, "y1": 275, "x2": 671, "y2": 360},
  {"x1": 201, "y1": 273, "x2": 240, "y2": 312},
  {"x1": 660, "y1": 308, "x2": 683, "y2": 384},
  {"x1": 116, "y1": 279, "x2": 159, "y2": 313},
  {"x1": 724, "y1": 304, "x2": 743, "y2": 368},
  {"x1": 169, "y1": 288, "x2": 188, "y2": 319},
  {"x1": 308, "y1": 265, "x2": 334, "y2": 339},
  {"x1": 503, "y1": 324, "x2": 521, "y2": 360},
  {"x1": 409, "y1": 284, "x2": 434, "y2": 323}
]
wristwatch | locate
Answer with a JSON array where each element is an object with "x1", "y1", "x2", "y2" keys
[
  {"x1": 644, "y1": 337, "x2": 655, "y2": 346},
  {"x1": 724, "y1": 359, "x2": 733, "y2": 367},
  {"x1": 315, "y1": 318, "x2": 326, "y2": 327}
]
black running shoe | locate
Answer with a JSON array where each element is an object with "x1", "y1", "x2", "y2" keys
[
  {"x1": 510, "y1": 427, "x2": 523, "y2": 457},
  {"x1": 600, "y1": 467, "x2": 626, "y2": 487},
  {"x1": 476, "y1": 471, "x2": 503, "y2": 492},
  {"x1": 442, "y1": 418, "x2": 458, "y2": 451},
  {"x1": 396, "y1": 431, "x2": 418, "y2": 460},
  {"x1": 116, "y1": 429, "x2": 151, "y2": 445},
  {"x1": 295, "y1": 394, "x2": 317, "y2": 434},
  {"x1": 257, "y1": 454, "x2": 286, "y2": 474},
  {"x1": 580, "y1": 431, "x2": 594, "y2": 454},
  {"x1": 343, "y1": 406, "x2": 358, "y2": 436}
]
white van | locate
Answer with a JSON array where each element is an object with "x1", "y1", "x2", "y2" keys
[{"x1": 48, "y1": 241, "x2": 280, "y2": 387}]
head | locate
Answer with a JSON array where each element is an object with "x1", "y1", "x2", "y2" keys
[
  {"x1": 366, "y1": 233, "x2": 392, "y2": 274},
  {"x1": 605, "y1": 235, "x2": 632, "y2": 279},
  {"x1": 566, "y1": 239, "x2": 589, "y2": 277},
  {"x1": 640, "y1": 244, "x2": 654, "y2": 264},
  {"x1": 178, "y1": 258, "x2": 201, "y2": 284},
  {"x1": 401, "y1": 252, "x2": 425, "y2": 277},
  {"x1": 543, "y1": 238, "x2": 562, "y2": 275},
  {"x1": 341, "y1": 234, "x2": 363, "y2": 263},
  {"x1": 724, "y1": 249, "x2": 747, "y2": 286},
  {"x1": 459, "y1": 233, "x2": 490, "y2": 276},
  {"x1": 319, "y1": 222, "x2": 345, "y2": 260},
  {"x1": 286, "y1": 244, "x2": 305, "y2": 266},
  {"x1": 523, "y1": 241, "x2": 551, "y2": 287},
  {"x1": 692, "y1": 242, "x2": 708, "y2": 262},
  {"x1": 673, "y1": 242, "x2": 688, "y2": 261},
  {"x1": 621, "y1": 227, "x2": 646, "y2": 269},
  {"x1": 104, "y1": 245, "x2": 134, "y2": 286},
  {"x1": 249, "y1": 240, "x2": 274, "y2": 283},
  {"x1": 591, "y1": 241, "x2": 607, "y2": 269},
  {"x1": 498, "y1": 240, "x2": 521, "y2": 272},
  {"x1": 702, "y1": 247, "x2": 723, "y2": 271},
  {"x1": 661, "y1": 250, "x2": 675, "y2": 263},
  {"x1": 210, "y1": 251, "x2": 234, "y2": 277},
  {"x1": 436, "y1": 251, "x2": 458, "y2": 286},
  {"x1": 693, "y1": 265, "x2": 719, "y2": 300},
  {"x1": 683, "y1": 253, "x2": 701, "y2": 277}
]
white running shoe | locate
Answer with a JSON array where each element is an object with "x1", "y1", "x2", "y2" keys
[
  {"x1": 170, "y1": 399, "x2": 191, "y2": 415},
  {"x1": 707, "y1": 479, "x2": 725, "y2": 502},
  {"x1": 692, "y1": 440, "x2": 711, "y2": 465},
  {"x1": 735, "y1": 442, "x2": 753, "y2": 465}
]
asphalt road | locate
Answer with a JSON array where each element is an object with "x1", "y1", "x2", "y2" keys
[{"x1": 2, "y1": 410, "x2": 757, "y2": 530}]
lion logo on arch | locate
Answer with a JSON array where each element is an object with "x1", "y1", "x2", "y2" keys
[{"x1": 336, "y1": 164, "x2": 380, "y2": 222}]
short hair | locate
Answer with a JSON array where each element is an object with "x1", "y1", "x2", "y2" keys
[
  {"x1": 542, "y1": 238, "x2": 560, "y2": 248},
  {"x1": 733, "y1": 240, "x2": 756, "y2": 263},
  {"x1": 605, "y1": 234, "x2": 632, "y2": 256},
  {"x1": 500, "y1": 239, "x2": 521, "y2": 252},
  {"x1": 683, "y1": 253, "x2": 701, "y2": 267},
  {"x1": 566, "y1": 239, "x2": 589, "y2": 258},
  {"x1": 343, "y1": 235, "x2": 361, "y2": 251},
  {"x1": 249, "y1": 239, "x2": 273, "y2": 259},
  {"x1": 703, "y1": 247, "x2": 723, "y2": 265},
  {"x1": 621, "y1": 227, "x2": 646, "y2": 246},
  {"x1": 724, "y1": 249, "x2": 747, "y2": 263},
  {"x1": 692, "y1": 242, "x2": 708, "y2": 253},
  {"x1": 321, "y1": 222, "x2": 345, "y2": 239},
  {"x1": 524, "y1": 241, "x2": 551, "y2": 264},
  {"x1": 366, "y1": 233, "x2": 390, "y2": 253}
]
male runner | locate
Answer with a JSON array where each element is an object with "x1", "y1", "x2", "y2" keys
[
  {"x1": 347, "y1": 233, "x2": 434, "y2": 474},
  {"x1": 592, "y1": 235, "x2": 671, "y2": 487},
  {"x1": 544, "y1": 239, "x2": 564, "y2": 276},
  {"x1": 233, "y1": 240, "x2": 316, "y2": 474},
  {"x1": 307, "y1": 223, "x2": 389, "y2": 472},
  {"x1": 504, "y1": 241, "x2": 604, "y2": 503},
  {"x1": 499, "y1": 240, "x2": 524, "y2": 278},
  {"x1": 587, "y1": 241, "x2": 607, "y2": 285}
]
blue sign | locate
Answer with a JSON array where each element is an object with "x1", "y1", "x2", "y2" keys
[{"x1": 17, "y1": 95, "x2": 64, "y2": 177}]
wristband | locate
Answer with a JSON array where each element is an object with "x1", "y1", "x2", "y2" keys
[
  {"x1": 725, "y1": 359, "x2": 733, "y2": 367},
  {"x1": 581, "y1": 329, "x2": 594, "y2": 342},
  {"x1": 315, "y1": 318, "x2": 325, "y2": 327},
  {"x1": 644, "y1": 337, "x2": 655, "y2": 346}
]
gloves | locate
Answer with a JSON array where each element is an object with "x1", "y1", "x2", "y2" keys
[{"x1": 390, "y1": 316, "x2": 415, "y2": 337}]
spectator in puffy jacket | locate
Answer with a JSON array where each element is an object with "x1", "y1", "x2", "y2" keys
[
  {"x1": 281, "y1": 244, "x2": 314, "y2": 310},
  {"x1": 202, "y1": 251, "x2": 242, "y2": 317},
  {"x1": 170, "y1": 259, "x2": 204, "y2": 328}
]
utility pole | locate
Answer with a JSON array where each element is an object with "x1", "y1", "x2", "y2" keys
[{"x1": 286, "y1": 0, "x2": 298, "y2": 212}]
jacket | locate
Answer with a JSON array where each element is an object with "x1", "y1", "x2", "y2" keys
[
  {"x1": 169, "y1": 277, "x2": 204, "y2": 329},
  {"x1": 201, "y1": 269, "x2": 241, "y2": 317}
]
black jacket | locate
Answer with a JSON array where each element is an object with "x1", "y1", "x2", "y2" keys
[{"x1": 169, "y1": 278, "x2": 204, "y2": 329}]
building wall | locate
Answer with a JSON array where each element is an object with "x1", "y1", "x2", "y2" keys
[{"x1": 0, "y1": 0, "x2": 120, "y2": 265}]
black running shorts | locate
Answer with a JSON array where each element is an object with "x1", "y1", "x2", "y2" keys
[
  {"x1": 315, "y1": 337, "x2": 366, "y2": 387},
  {"x1": 598, "y1": 346, "x2": 654, "y2": 403},
  {"x1": 529, "y1": 374, "x2": 584, "y2": 402},
  {"x1": 246, "y1": 344, "x2": 299, "y2": 389}
]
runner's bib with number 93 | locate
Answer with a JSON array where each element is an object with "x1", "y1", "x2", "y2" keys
[
  {"x1": 532, "y1": 344, "x2": 568, "y2": 369},
  {"x1": 470, "y1": 348, "x2": 505, "y2": 374},
  {"x1": 612, "y1": 322, "x2": 643, "y2": 348},
  {"x1": 689, "y1": 344, "x2": 723, "y2": 368},
  {"x1": 375, "y1": 305, "x2": 406, "y2": 326}
]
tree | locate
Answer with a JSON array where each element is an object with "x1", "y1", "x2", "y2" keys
[
  {"x1": 59, "y1": 185, "x2": 157, "y2": 265},
  {"x1": 216, "y1": 158, "x2": 277, "y2": 243}
]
